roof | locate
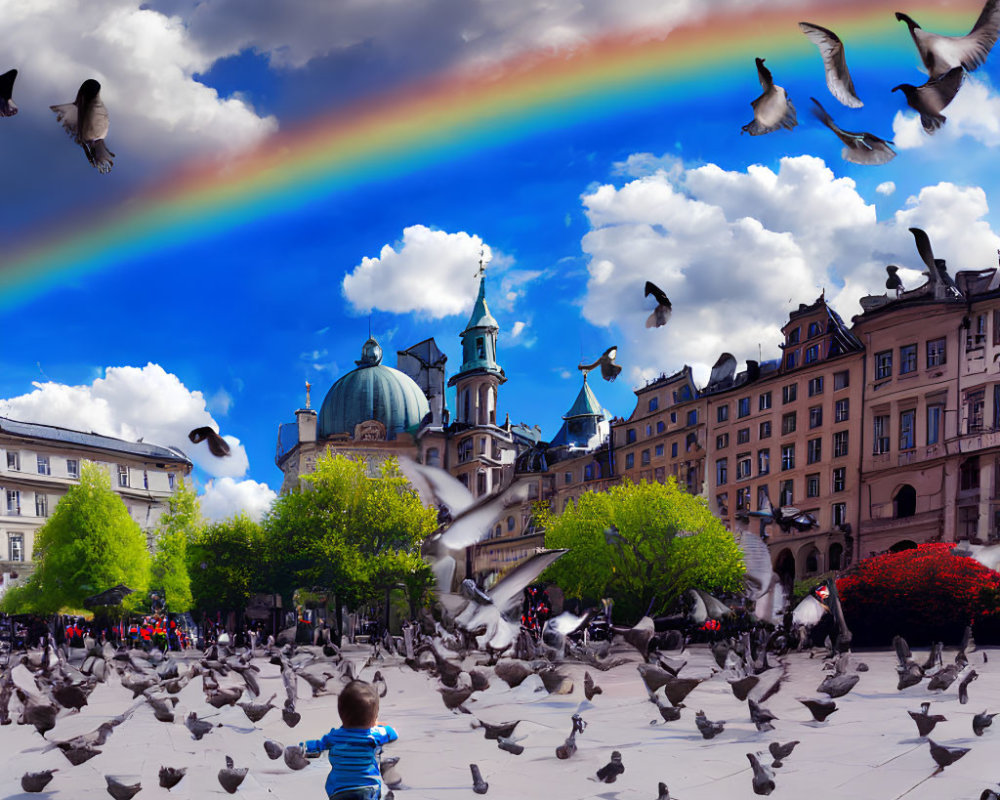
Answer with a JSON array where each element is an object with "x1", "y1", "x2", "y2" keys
[
  {"x1": 563, "y1": 375, "x2": 606, "y2": 419},
  {"x1": 0, "y1": 416, "x2": 190, "y2": 463},
  {"x1": 464, "y1": 276, "x2": 499, "y2": 332}
]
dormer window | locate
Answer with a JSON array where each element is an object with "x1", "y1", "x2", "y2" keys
[{"x1": 787, "y1": 327, "x2": 800, "y2": 345}]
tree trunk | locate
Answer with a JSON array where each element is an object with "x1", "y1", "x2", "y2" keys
[{"x1": 333, "y1": 594, "x2": 343, "y2": 647}]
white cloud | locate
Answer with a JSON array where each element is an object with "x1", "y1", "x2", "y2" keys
[
  {"x1": 1, "y1": 1, "x2": 276, "y2": 162},
  {"x1": 199, "y1": 476, "x2": 276, "y2": 522},
  {"x1": 343, "y1": 225, "x2": 507, "y2": 318},
  {"x1": 208, "y1": 388, "x2": 233, "y2": 416},
  {"x1": 876, "y1": 181, "x2": 896, "y2": 196},
  {"x1": 579, "y1": 155, "x2": 1000, "y2": 383},
  {"x1": 893, "y1": 77, "x2": 1000, "y2": 150},
  {"x1": 0, "y1": 363, "x2": 251, "y2": 479},
  {"x1": 612, "y1": 152, "x2": 685, "y2": 179}
]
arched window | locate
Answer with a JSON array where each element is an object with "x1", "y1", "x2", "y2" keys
[
  {"x1": 889, "y1": 539, "x2": 917, "y2": 553},
  {"x1": 804, "y1": 548, "x2": 819, "y2": 574},
  {"x1": 894, "y1": 484, "x2": 916, "y2": 518},
  {"x1": 507, "y1": 515, "x2": 516, "y2": 532}
]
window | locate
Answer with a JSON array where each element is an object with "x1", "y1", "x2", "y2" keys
[
  {"x1": 655, "y1": 444, "x2": 664, "y2": 457},
  {"x1": 835, "y1": 398, "x2": 849, "y2": 423},
  {"x1": 832, "y1": 503, "x2": 847, "y2": 527},
  {"x1": 927, "y1": 337, "x2": 947, "y2": 368},
  {"x1": 36, "y1": 455, "x2": 49, "y2": 476},
  {"x1": 809, "y1": 406, "x2": 823, "y2": 429},
  {"x1": 966, "y1": 389, "x2": 985, "y2": 434},
  {"x1": 759, "y1": 421, "x2": 772, "y2": 439},
  {"x1": 35, "y1": 493, "x2": 48, "y2": 517},
  {"x1": 625, "y1": 453, "x2": 634, "y2": 469},
  {"x1": 67, "y1": 459, "x2": 79, "y2": 479},
  {"x1": 786, "y1": 351, "x2": 798, "y2": 369},
  {"x1": 780, "y1": 479, "x2": 794, "y2": 506},
  {"x1": 656, "y1": 421, "x2": 665, "y2": 434},
  {"x1": 717, "y1": 405, "x2": 729, "y2": 423},
  {"x1": 670, "y1": 412, "x2": 676, "y2": 423},
  {"x1": 738, "y1": 397, "x2": 750, "y2": 418},
  {"x1": 737, "y1": 427, "x2": 750, "y2": 445},
  {"x1": 716, "y1": 458, "x2": 728, "y2": 485},
  {"x1": 641, "y1": 449, "x2": 651, "y2": 466},
  {"x1": 961, "y1": 457, "x2": 980, "y2": 491},
  {"x1": 626, "y1": 429, "x2": 636, "y2": 444},
  {"x1": 758, "y1": 449, "x2": 770, "y2": 475},
  {"x1": 834, "y1": 431, "x2": 849, "y2": 458},
  {"x1": 781, "y1": 444, "x2": 795, "y2": 470},
  {"x1": 737, "y1": 453, "x2": 752, "y2": 480},
  {"x1": 804, "y1": 344, "x2": 820, "y2": 364},
  {"x1": 783, "y1": 384, "x2": 797, "y2": 404},
  {"x1": 507, "y1": 515, "x2": 516, "y2": 532},
  {"x1": 425, "y1": 448, "x2": 441, "y2": 467},
  {"x1": 6, "y1": 489, "x2": 20, "y2": 515},
  {"x1": 645, "y1": 424, "x2": 653, "y2": 437},
  {"x1": 8, "y1": 533, "x2": 23, "y2": 562},
  {"x1": 875, "y1": 350, "x2": 892, "y2": 380},
  {"x1": 736, "y1": 487, "x2": 751, "y2": 510},
  {"x1": 967, "y1": 314, "x2": 987, "y2": 351},
  {"x1": 716, "y1": 433, "x2": 729, "y2": 449},
  {"x1": 781, "y1": 412, "x2": 796, "y2": 435},
  {"x1": 807, "y1": 473, "x2": 820, "y2": 498},
  {"x1": 833, "y1": 466, "x2": 846, "y2": 493},
  {"x1": 808, "y1": 321, "x2": 823, "y2": 338},
  {"x1": 899, "y1": 409, "x2": 916, "y2": 451},
  {"x1": 716, "y1": 493, "x2": 729, "y2": 515},
  {"x1": 833, "y1": 370, "x2": 850, "y2": 390},
  {"x1": 6, "y1": 452, "x2": 18, "y2": 471},
  {"x1": 476, "y1": 471, "x2": 487, "y2": 496},
  {"x1": 927, "y1": 405, "x2": 942, "y2": 446},
  {"x1": 757, "y1": 485, "x2": 770, "y2": 510},
  {"x1": 787, "y1": 327, "x2": 800, "y2": 345},
  {"x1": 476, "y1": 336, "x2": 486, "y2": 359},
  {"x1": 143, "y1": 470, "x2": 149, "y2": 490},
  {"x1": 873, "y1": 414, "x2": 890, "y2": 454},
  {"x1": 478, "y1": 437, "x2": 487, "y2": 455},
  {"x1": 648, "y1": 397, "x2": 659, "y2": 412},
  {"x1": 168, "y1": 473, "x2": 176, "y2": 491},
  {"x1": 671, "y1": 442, "x2": 678, "y2": 458},
  {"x1": 759, "y1": 392, "x2": 772, "y2": 411},
  {"x1": 458, "y1": 438, "x2": 473, "y2": 464},
  {"x1": 564, "y1": 472, "x2": 572, "y2": 485},
  {"x1": 807, "y1": 438, "x2": 822, "y2": 464},
  {"x1": 808, "y1": 376, "x2": 824, "y2": 396},
  {"x1": 585, "y1": 464, "x2": 595, "y2": 481},
  {"x1": 900, "y1": 344, "x2": 917, "y2": 375},
  {"x1": 687, "y1": 410, "x2": 698, "y2": 426}
]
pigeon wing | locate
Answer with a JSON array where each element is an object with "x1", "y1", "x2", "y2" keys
[
  {"x1": 754, "y1": 58, "x2": 773, "y2": 91},
  {"x1": 842, "y1": 135, "x2": 897, "y2": 165},
  {"x1": 397, "y1": 456, "x2": 476, "y2": 518},
  {"x1": 958, "y1": 0, "x2": 1000, "y2": 71},
  {"x1": 487, "y1": 549, "x2": 568, "y2": 617},
  {"x1": 909, "y1": 227, "x2": 937, "y2": 274},
  {"x1": 436, "y1": 480, "x2": 531, "y2": 550},
  {"x1": 799, "y1": 22, "x2": 863, "y2": 107},
  {"x1": 80, "y1": 95, "x2": 110, "y2": 142},
  {"x1": 644, "y1": 281, "x2": 669, "y2": 306},
  {"x1": 736, "y1": 529, "x2": 773, "y2": 600},
  {"x1": 50, "y1": 102, "x2": 79, "y2": 136}
]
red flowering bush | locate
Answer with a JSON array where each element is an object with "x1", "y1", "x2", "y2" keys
[{"x1": 837, "y1": 543, "x2": 1000, "y2": 646}]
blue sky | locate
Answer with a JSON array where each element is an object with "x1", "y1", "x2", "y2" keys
[{"x1": 2, "y1": 1, "x2": 1000, "y2": 519}]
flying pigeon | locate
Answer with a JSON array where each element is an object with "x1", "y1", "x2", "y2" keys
[
  {"x1": 21, "y1": 770, "x2": 57, "y2": 793},
  {"x1": 188, "y1": 426, "x2": 231, "y2": 457},
  {"x1": 892, "y1": 67, "x2": 964, "y2": 133},
  {"x1": 909, "y1": 702, "x2": 946, "y2": 737},
  {"x1": 743, "y1": 58, "x2": 798, "y2": 135},
  {"x1": 928, "y1": 739, "x2": 970, "y2": 771},
  {"x1": 584, "y1": 671, "x2": 602, "y2": 701},
  {"x1": 283, "y1": 744, "x2": 310, "y2": 770},
  {"x1": 695, "y1": 710, "x2": 725, "y2": 739},
  {"x1": 105, "y1": 775, "x2": 142, "y2": 800},
  {"x1": 811, "y1": 98, "x2": 896, "y2": 165},
  {"x1": 158, "y1": 766, "x2": 186, "y2": 790},
  {"x1": 263, "y1": 740, "x2": 283, "y2": 760},
  {"x1": 218, "y1": 755, "x2": 248, "y2": 794},
  {"x1": 0, "y1": 69, "x2": 17, "y2": 116},
  {"x1": 50, "y1": 79, "x2": 115, "y2": 173},
  {"x1": 798, "y1": 696, "x2": 838, "y2": 722},
  {"x1": 578, "y1": 345, "x2": 622, "y2": 382},
  {"x1": 644, "y1": 281, "x2": 672, "y2": 328},
  {"x1": 885, "y1": 265, "x2": 904, "y2": 295},
  {"x1": 798, "y1": 22, "x2": 863, "y2": 107},
  {"x1": 896, "y1": 1, "x2": 1000, "y2": 78}
]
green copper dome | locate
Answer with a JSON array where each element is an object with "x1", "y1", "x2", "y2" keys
[{"x1": 318, "y1": 337, "x2": 430, "y2": 438}]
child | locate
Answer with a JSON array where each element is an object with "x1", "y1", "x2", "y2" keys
[{"x1": 305, "y1": 680, "x2": 398, "y2": 800}]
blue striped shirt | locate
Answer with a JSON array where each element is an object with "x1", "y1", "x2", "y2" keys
[{"x1": 305, "y1": 724, "x2": 398, "y2": 797}]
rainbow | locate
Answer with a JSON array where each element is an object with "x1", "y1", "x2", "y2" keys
[{"x1": 1, "y1": 1, "x2": 984, "y2": 303}]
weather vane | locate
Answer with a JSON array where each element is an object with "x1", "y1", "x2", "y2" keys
[{"x1": 475, "y1": 248, "x2": 488, "y2": 278}]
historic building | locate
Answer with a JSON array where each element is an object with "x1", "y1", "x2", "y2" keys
[{"x1": 0, "y1": 417, "x2": 192, "y2": 578}]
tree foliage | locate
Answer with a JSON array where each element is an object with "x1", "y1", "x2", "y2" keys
[
  {"x1": 0, "y1": 461, "x2": 150, "y2": 614},
  {"x1": 187, "y1": 513, "x2": 268, "y2": 615},
  {"x1": 150, "y1": 479, "x2": 201, "y2": 612},
  {"x1": 540, "y1": 478, "x2": 745, "y2": 621}
]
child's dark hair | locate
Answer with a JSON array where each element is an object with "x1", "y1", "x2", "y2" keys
[{"x1": 338, "y1": 680, "x2": 379, "y2": 728}]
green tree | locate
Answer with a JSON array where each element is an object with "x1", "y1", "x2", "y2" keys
[
  {"x1": 150, "y1": 479, "x2": 201, "y2": 612},
  {"x1": 187, "y1": 513, "x2": 268, "y2": 616},
  {"x1": 264, "y1": 453, "x2": 437, "y2": 640},
  {"x1": 540, "y1": 478, "x2": 745, "y2": 621},
  {"x1": 0, "y1": 461, "x2": 151, "y2": 614}
]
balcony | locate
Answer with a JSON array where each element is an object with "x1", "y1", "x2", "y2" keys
[{"x1": 946, "y1": 428, "x2": 1000, "y2": 456}]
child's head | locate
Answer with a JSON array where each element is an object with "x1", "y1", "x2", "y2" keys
[{"x1": 338, "y1": 680, "x2": 379, "y2": 728}]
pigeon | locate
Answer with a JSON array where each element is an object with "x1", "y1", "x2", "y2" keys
[
  {"x1": 910, "y1": 702, "x2": 947, "y2": 737},
  {"x1": 982, "y1": 786, "x2": 1000, "y2": 800},
  {"x1": 742, "y1": 58, "x2": 798, "y2": 135},
  {"x1": 284, "y1": 744, "x2": 310, "y2": 770},
  {"x1": 497, "y1": 736, "x2": 524, "y2": 755},
  {"x1": 188, "y1": 426, "x2": 231, "y2": 457},
  {"x1": 381, "y1": 757, "x2": 403, "y2": 789},
  {"x1": 817, "y1": 673, "x2": 859, "y2": 698},
  {"x1": 657, "y1": 783, "x2": 673, "y2": 800},
  {"x1": 556, "y1": 714, "x2": 586, "y2": 759},
  {"x1": 895, "y1": 1, "x2": 1000, "y2": 78},
  {"x1": 653, "y1": 693, "x2": 683, "y2": 723},
  {"x1": 474, "y1": 719, "x2": 520, "y2": 740},
  {"x1": 892, "y1": 67, "x2": 964, "y2": 133},
  {"x1": 897, "y1": 661, "x2": 925, "y2": 690},
  {"x1": 470, "y1": 763, "x2": 488, "y2": 794},
  {"x1": 768, "y1": 740, "x2": 799, "y2": 768},
  {"x1": 185, "y1": 711, "x2": 215, "y2": 740},
  {"x1": 50, "y1": 79, "x2": 115, "y2": 173},
  {"x1": 729, "y1": 675, "x2": 760, "y2": 702},
  {"x1": 264, "y1": 740, "x2": 283, "y2": 759},
  {"x1": 885, "y1": 265, "x2": 904, "y2": 295},
  {"x1": 959, "y1": 670, "x2": 979, "y2": 704},
  {"x1": 749, "y1": 698, "x2": 778, "y2": 731},
  {"x1": 21, "y1": 769, "x2": 57, "y2": 793},
  {"x1": 658, "y1": 672, "x2": 705, "y2": 707},
  {"x1": 0, "y1": 69, "x2": 17, "y2": 116},
  {"x1": 810, "y1": 98, "x2": 896, "y2": 165},
  {"x1": 372, "y1": 671, "x2": 388, "y2": 698},
  {"x1": 158, "y1": 766, "x2": 186, "y2": 790},
  {"x1": 105, "y1": 775, "x2": 142, "y2": 800},
  {"x1": 928, "y1": 739, "x2": 970, "y2": 771},
  {"x1": 578, "y1": 346, "x2": 622, "y2": 382},
  {"x1": 59, "y1": 743, "x2": 102, "y2": 765},
  {"x1": 644, "y1": 281, "x2": 672, "y2": 328},
  {"x1": 238, "y1": 693, "x2": 276, "y2": 723},
  {"x1": 218, "y1": 755, "x2": 248, "y2": 794},
  {"x1": 695, "y1": 710, "x2": 725, "y2": 739},
  {"x1": 798, "y1": 697, "x2": 838, "y2": 722},
  {"x1": 747, "y1": 752, "x2": 776, "y2": 795},
  {"x1": 52, "y1": 682, "x2": 91, "y2": 711},
  {"x1": 973, "y1": 710, "x2": 997, "y2": 736},
  {"x1": 583, "y1": 670, "x2": 602, "y2": 701},
  {"x1": 798, "y1": 22, "x2": 863, "y2": 107},
  {"x1": 596, "y1": 751, "x2": 625, "y2": 783},
  {"x1": 439, "y1": 685, "x2": 474, "y2": 712},
  {"x1": 928, "y1": 663, "x2": 961, "y2": 691}
]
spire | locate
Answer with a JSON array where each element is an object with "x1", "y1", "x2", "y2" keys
[{"x1": 450, "y1": 258, "x2": 504, "y2": 385}]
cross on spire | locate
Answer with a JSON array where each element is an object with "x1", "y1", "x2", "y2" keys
[{"x1": 476, "y1": 248, "x2": 488, "y2": 278}]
